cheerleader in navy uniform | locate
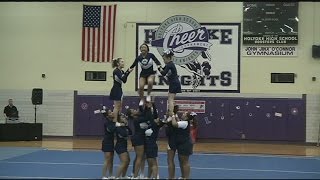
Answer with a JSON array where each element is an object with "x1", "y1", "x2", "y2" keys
[
  {"x1": 164, "y1": 105, "x2": 180, "y2": 179},
  {"x1": 171, "y1": 111, "x2": 195, "y2": 179},
  {"x1": 144, "y1": 101, "x2": 164, "y2": 179},
  {"x1": 114, "y1": 115, "x2": 132, "y2": 179},
  {"x1": 126, "y1": 100, "x2": 150, "y2": 178},
  {"x1": 158, "y1": 49, "x2": 182, "y2": 119},
  {"x1": 110, "y1": 58, "x2": 132, "y2": 123},
  {"x1": 129, "y1": 43, "x2": 162, "y2": 102},
  {"x1": 101, "y1": 108, "x2": 116, "y2": 179}
]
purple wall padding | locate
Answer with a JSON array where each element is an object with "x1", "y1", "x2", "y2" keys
[{"x1": 74, "y1": 95, "x2": 306, "y2": 142}]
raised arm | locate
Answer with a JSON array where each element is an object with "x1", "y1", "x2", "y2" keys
[
  {"x1": 121, "y1": 70, "x2": 131, "y2": 83},
  {"x1": 158, "y1": 63, "x2": 172, "y2": 76},
  {"x1": 171, "y1": 115, "x2": 188, "y2": 129},
  {"x1": 151, "y1": 53, "x2": 162, "y2": 66},
  {"x1": 115, "y1": 69, "x2": 131, "y2": 83},
  {"x1": 129, "y1": 56, "x2": 140, "y2": 69}
]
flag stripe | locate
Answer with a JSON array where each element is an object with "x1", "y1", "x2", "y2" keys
[
  {"x1": 94, "y1": 28, "x2": 99, "y2": 62},
  {"x1": 107, "y1": 5, "x2": 111, "y2": 62},
  {"x1": 112, "y1": 5, "x2": 117, "y2": 60},
  {"x1": 105, "y1": 7, "x2": 109, "y2": 62},
  {"x1": 102, "y1": 5, "x2": 106, "y2": 62},
  {"x1": 97, "y1": 27, "x2": 100, "y2": 61},
  {"x1": 87, "y1": 28, "x2": 90, "y2": 62},
  {"x1": 82, "y1": 27, "x2": 85, "y2": 61},
  {"x1": 92, "y1": 28, "x2": 95, "y2": 62}
]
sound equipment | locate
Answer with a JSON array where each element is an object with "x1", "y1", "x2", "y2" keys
[
  {"x1": 0, "y1": 123, "x2": 42, "y2": 141},
  {"x1": 32, "y1": 88, "x2": 43, "y2": 123},
  {"x1": 32, "y1": 88, "x2": 43, "y2": 105}
]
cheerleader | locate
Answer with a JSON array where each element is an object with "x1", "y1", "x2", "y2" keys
[
  {"x1": 144, "y1": 101, "x2": 163, "y2": 179},
  {"x1": 114, "y1": 115, "x2": 132, "y2": 179},
  {"x1": 101, "y1": 109, "x2": 115, "y2": 179},
  {"x1": 129, "y1": 43, "x2": 162, "y2": 102},
  {"x1": 158, "y1": 49, "x2": 182, "y2": 119},
  {"x1": 110, "y1": 58, "x2": 132, "y2": 123},
  {"x1": 164, "y1": 105, "x2": 180, "y2": 179},
  {"x1": 126, "y1": 100, "x2": 149, "y2": 178},
  {"x1": 171, "y1": 111, "x2": 194, "y2": 179}
]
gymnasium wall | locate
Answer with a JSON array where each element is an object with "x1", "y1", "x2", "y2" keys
[
  {"x1": 0, "y1": 2, "x2": 320, "y2": 92},
  {"x1": 74, "y1": 94, "x2": 306, "y2": 142}
]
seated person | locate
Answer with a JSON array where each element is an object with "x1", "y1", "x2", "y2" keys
[{"x1": 3, "y1": 99, "x2": 19, "y2": 121}]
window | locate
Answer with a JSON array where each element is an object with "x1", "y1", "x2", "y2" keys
[
  {"x1": 85, "y1": 71, "x2": 106, "y2": 81},
  {"x1": 271, "y1": 73, "x2": 295, "y2": 83}
]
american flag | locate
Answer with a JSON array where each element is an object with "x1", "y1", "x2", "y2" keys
[{"x1": 82, "y1": 5, "x2": 117, "y2": 62}]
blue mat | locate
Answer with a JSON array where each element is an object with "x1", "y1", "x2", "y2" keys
[
  {"x1": 0, "y1": 147, "x2": 319, "y2": 179},
  {"x1": 0, "y1": 147, "x2": 44, "y2": 161}
]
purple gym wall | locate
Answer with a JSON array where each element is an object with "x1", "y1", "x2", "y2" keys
[{"x1": 74, "y1": 94, "x2": 306, "y2": 142}]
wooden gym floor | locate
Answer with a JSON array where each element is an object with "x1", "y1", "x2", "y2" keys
[{"x1": 0, "y1": 136, "x2": 319, "y2": 157}]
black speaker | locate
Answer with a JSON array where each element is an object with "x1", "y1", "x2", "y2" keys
[
  {"x1": 32, "y1": 88, "x2": 43, "y2": 105},
  {"x1": 312, "y1": 45, "x2": 320, "y2": 58}
]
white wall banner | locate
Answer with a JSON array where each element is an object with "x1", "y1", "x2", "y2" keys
[
  {"x1": 173, "y1": 100, "x2": 206, "y2": 113},
  {"x1": 243, "y1": 46, "x2": 298, "y2": 56},
  {"x1": 136, "y1": 15, "x2": 241, "y2": 92}
]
